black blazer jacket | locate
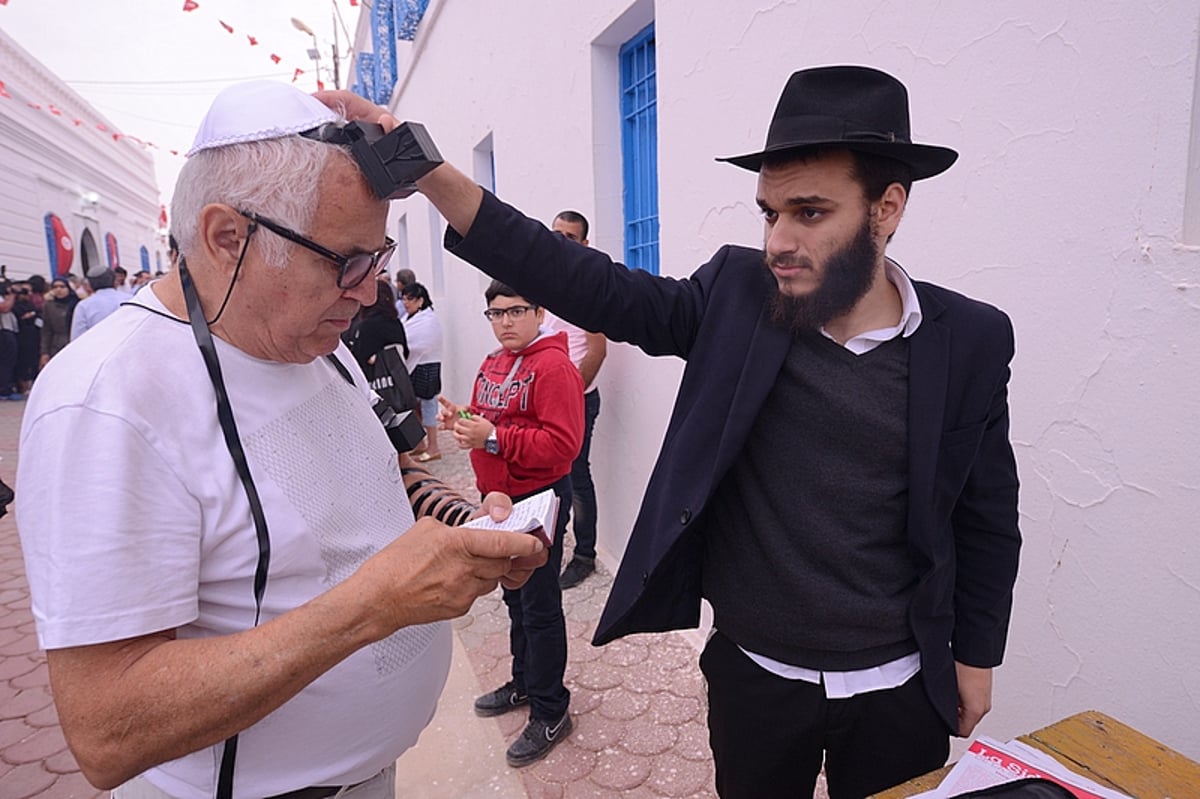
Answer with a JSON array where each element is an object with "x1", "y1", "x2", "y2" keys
[{"x1": 451, "y1": 192, "x2": 1021, "y2": 731}]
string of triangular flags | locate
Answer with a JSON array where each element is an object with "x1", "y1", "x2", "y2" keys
[
  {"x1": 0, "y1": 0, "x2": 360, "y2": 159},
  {"x1": 180, "y1": 0, "x2": 341, "y2": 90},
  {"x1": 0, "y1": 78, "x2": 184, "y2": 156}
]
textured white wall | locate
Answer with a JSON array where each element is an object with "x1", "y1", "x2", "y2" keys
[{"x1": 383, "y1": 0, "x2": 1200, "y2": 758}]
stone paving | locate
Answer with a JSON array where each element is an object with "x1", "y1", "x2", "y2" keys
[
  {"x1": 0, "y1": 399, "x2": 104, "y2": 799},
  {"x1": 422, "y1": 439, "x2": 720, "y2": 799}
]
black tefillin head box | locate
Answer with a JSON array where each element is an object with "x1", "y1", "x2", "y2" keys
[{"x1": 305, "y1": 120, "x2": 444, "y2": 200}]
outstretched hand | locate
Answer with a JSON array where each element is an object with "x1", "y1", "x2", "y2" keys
[
  {"x1": 311, "y1": 90, "x2": 483, "y2": 238},
  {"x1": 354, "y1": 515, "x2": 546, "y2": 636},
  {"x1": 313, "y1": 90, "x2": 400, "y2": 133},
  {"x1": 436, "y1": 395, "x2": 463, "y2": 431}
]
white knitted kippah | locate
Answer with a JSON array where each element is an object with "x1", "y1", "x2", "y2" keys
[{"x1": 187, "y1": 80, "x2": 337, "y2": 156}]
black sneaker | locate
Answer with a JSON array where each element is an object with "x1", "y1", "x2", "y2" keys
[
  {"x1": 559, "y1": 556, "x2": 595, "y2": 589},
  {"x1": 474, "y1": 681, "x2": 529, "y2": 717},
  {"x1": 506, "y1": 712, "x2": 573, "y2": 767}
]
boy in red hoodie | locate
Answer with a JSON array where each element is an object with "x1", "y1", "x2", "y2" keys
[{"x1": 439, "y1": 280, "x2": 584, "y2": 766}]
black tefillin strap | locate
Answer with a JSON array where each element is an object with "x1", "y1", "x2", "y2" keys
[{"x1": 177, "y1": 257, "x2": 270, "y2": 799}]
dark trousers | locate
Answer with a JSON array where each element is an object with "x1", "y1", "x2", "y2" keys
[
  {"x1": 568, "y1": 388, "x2": 600, "y2": 560},
  {"x1": 700, "y1": 630, "x2": 950, "y2": 799},
  {"x1": 0, "y1": 331, "x2": 18, "y2": 395},
  {"x1": 502, "y1": 475, "x2": 572, "y2": 721}
]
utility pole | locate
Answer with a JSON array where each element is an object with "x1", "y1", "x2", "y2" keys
[
  {"x1": 331, "y1": 6, "x2": 341, "y2": 89},
  {"x1": 291, "y1": 17, "x2": 323, "y2": 89}
]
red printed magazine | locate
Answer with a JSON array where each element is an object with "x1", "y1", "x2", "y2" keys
[
  {"x1": 913, "y1": 736, "x2": 1132, "y2": 799},
  {"x1": 960, "y1": 739, "x2": 1109, "y2": 799}
]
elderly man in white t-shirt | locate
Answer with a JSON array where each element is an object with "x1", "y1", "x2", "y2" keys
[{"x1": 15, "y1": 81, "x2": 546, "y2": 799}]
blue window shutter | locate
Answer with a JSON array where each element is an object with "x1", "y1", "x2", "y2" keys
[{"x1": 619, "y1": 23, "x2": 659, "y2": 274}]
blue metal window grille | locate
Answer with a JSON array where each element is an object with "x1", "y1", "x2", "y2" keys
[{"x1": 620, "y1": 23, "x2": 659, "y2": 274}]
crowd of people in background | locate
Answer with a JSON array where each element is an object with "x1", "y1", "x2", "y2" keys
[{"x1": 0, "y1": 264, "x2": 167, "y2": 400}]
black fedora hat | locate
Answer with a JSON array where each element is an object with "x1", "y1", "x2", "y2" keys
[{"x1": 717, "y1": 65, "x2": 957, "y2": 180}]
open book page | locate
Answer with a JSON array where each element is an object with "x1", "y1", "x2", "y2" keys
[
  {"x1": 911, "y1": 736, "x2": 1132, "y2": 799},
  {"x1": 462, "y1": 488, "x2": 558, "y2": 549}
]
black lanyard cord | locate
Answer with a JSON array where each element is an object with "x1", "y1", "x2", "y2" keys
[{"x1": 177, "y1": 255, "x2": 269, "y2": 799}]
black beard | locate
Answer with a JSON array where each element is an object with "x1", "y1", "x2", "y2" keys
[{"x1": 766, "y1": 215, "x2": 881, "y2": 333}]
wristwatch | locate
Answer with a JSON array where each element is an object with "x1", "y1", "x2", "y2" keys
[{"x1": 485, "y1": 429, "x2": 500, "y2": 455}]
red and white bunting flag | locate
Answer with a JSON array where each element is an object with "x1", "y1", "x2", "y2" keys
[
  {"x1": 247, "y1": 35, "x2": 258, "y2": 45},
  {"x1": 0, "y1": 81, "x2": 11, "y2": 98},
  {"x1": 219, "y1": 20, "x2": 233, "y2": 33},
  {"x1": 269, "y1": 53, "x2": 281, "y2": 64},
  {"x1": 182, "y1": 0, "x2": 198, "y2": 11},
  {"x1": 292, "y1": 68, "x2": 304, "y2": 83},
  {"x1": 317, "y1": 79, "x2": 326, "y2": 91}
]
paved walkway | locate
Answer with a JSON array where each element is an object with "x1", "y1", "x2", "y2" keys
[
  {"x1": 394, "y1": 439, "x2": 719, "y2": 798},
  {"x1": 0, "y1": 398, "x2": 733, "y2": 798},
  {"x1": 0, "y1": 398, "x2": 104, "y2": 798}
]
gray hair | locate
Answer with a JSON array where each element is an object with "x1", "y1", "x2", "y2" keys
[{"x1": 170, "y1": 134, "x2": 355, "y2": 267}]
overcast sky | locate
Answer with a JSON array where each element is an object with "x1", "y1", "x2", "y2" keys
[{"x1": 2, "y1": 0, "x2": 361, "y2": 204}]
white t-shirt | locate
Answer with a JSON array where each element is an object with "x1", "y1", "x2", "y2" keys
[
  {"x1": 542, "y1": 311, "x2": 596, "y2": 393},
  {"x1": 16, "y1": 289, "x2": 451, "y2": 799},
  {"x1": 400, "y1": 306, "x2": 442, "y2": 370}
]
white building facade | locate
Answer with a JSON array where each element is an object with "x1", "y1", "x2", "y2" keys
[
  {"x1": 355, "y1": 0, "x2": 1200, "y2": 759},
  {"x1": 0, "y1": 30, "x2": 162, "y2": 282}
]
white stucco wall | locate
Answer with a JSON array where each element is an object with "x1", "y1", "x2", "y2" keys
[
  {"x1": 376, "y1": 0, "x2": 1200, "y2": 759},
  {"x1": 0, "y1": 30, "x2": 162, "y2": 280}
]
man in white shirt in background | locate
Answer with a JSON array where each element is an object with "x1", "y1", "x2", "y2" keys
[{"x1": 541, "y1": 210, "x2": 608, "y2": 589}]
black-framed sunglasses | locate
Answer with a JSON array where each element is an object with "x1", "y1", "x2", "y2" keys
[
  {"x1": 483, "y1": 304, "x2": 538, "y2": 322},
  {"x1": 240, "y1": 211, "x2": 396, "y2": 290}
]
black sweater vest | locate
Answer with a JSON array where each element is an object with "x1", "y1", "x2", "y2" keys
[{"x1": 700, "y1": 332, "x2": 919, "y2": 670}]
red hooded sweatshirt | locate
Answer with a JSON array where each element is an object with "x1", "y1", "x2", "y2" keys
[{"x1": 468, "y1": 330, "x2": 584, "y2": 498}]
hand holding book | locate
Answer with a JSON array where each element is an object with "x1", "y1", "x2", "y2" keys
[{"x1": 463, "y1": 488, "x2": 558, "y2": 550}]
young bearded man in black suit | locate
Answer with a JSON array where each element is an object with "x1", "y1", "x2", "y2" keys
[{"x1": 322, "y1": 63, "x2": 1021, "y2": 799}]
